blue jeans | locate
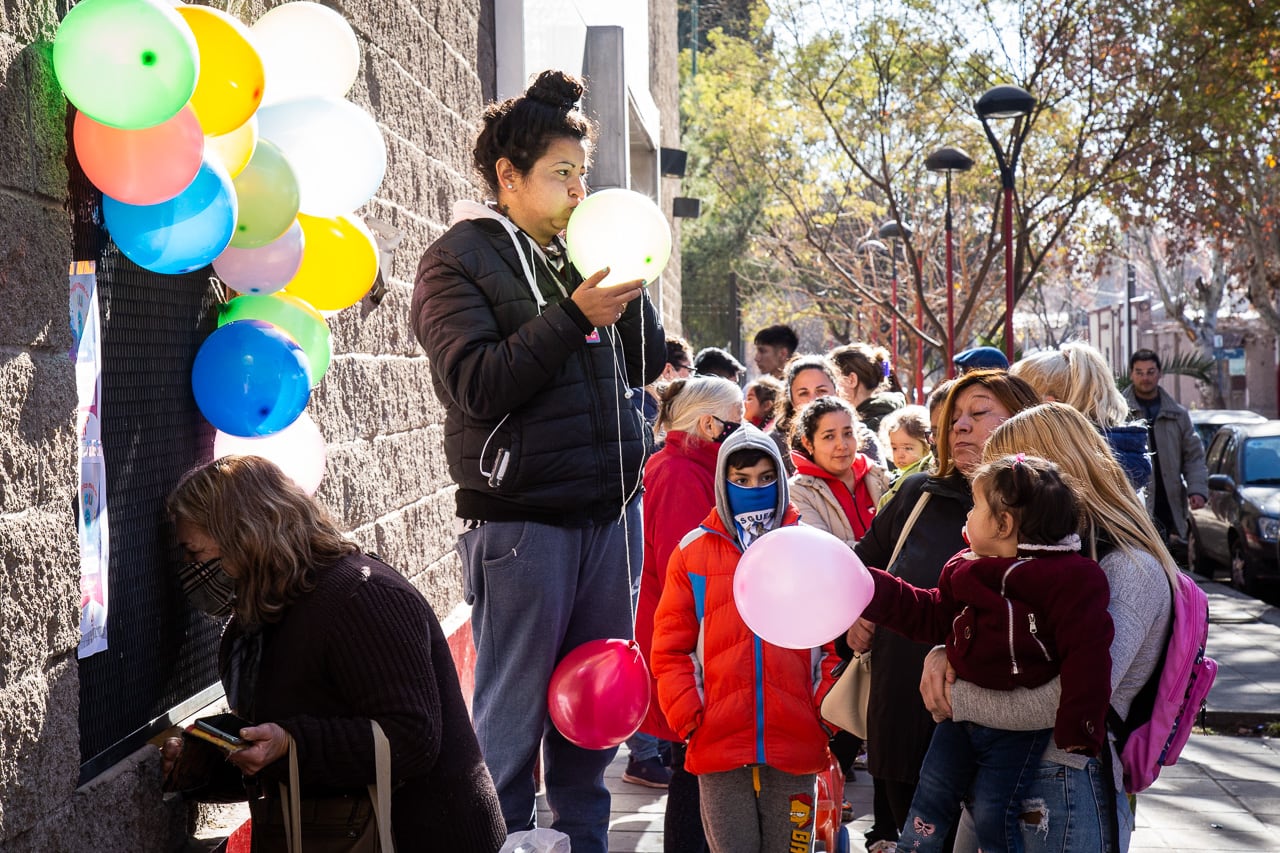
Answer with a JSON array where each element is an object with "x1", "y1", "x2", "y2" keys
[
  {"x1": 898, "y1": 721, "x2": 1051, "y2": 853},
  {"x1": 954, "y1": 751, "x2": 1132, "y2": 853},
  {"x1": 457, "y1": 499, "x2": 642, "y2": 853}
]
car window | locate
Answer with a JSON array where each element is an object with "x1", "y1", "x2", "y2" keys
[
  {"x1": 1243, "y1": 437, "x2": 1280, "y2": 484},
  {"x1": 1206, "y1": 432, "x2": 1228, "y2": 473}
]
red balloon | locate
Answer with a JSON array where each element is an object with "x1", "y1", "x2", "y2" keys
[{"x1": 547, "y1": 639, "x2": 650, "y2": 750}]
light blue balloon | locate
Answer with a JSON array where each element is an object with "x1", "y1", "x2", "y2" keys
[
  {"x1": 191, "y1": 320, "x2": 312, "y2": 437},
  {"x1": 103, "y1": 155, "x2": 237, "y2": 274}
]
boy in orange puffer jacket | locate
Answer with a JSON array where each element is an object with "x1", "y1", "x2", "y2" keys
[{"x1": 652, "y1": 424, "x2": 838, "y2": 853}]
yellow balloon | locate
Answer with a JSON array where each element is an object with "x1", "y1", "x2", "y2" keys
[
  {"x1": 177, "y1": 5, "x2": 264, "y2": 136},
  {"x1": 283, "y1": 213, "x2": 379, "y2": 311},
  {"x1": 205, "y1": 114, "x2": 258, "y2": 178}
]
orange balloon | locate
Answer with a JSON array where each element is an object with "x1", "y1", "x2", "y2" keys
[
  {"x1": 283, "y1": 213, "x2": 379, "y2": 311},
  {"x1": 177, "y1": 5, "x2": 265, "y2": 136},
  {"x1": 73, "y1": 106, "x2": 204, "y2": 204}
]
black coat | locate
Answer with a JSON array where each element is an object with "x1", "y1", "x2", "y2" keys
[
  {"x1": 854, "y1": 471, "x2": 972, "y2": 784},
  {"x1": 412, "y1": 213, "x2": 665, "y2": 524}
]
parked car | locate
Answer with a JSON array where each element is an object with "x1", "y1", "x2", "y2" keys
[
  {"x1": 1187, "y1": 421, "x2": 1280, "y2": 594},
  {"x1": 1188, "y1": 408, "x2": 1268, "y2": 451}
]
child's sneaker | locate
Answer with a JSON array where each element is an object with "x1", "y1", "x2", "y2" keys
[
  {"x1": 867, "y1": 842, "x2": 897, "y2": 853},
  {"x1": 622, "y1": 755, "x2": 673, "y2": 788}
]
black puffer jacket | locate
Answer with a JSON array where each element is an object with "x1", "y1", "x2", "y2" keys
[{"x1": 412, "y1": 203, "x2": 665, "y2": 525}]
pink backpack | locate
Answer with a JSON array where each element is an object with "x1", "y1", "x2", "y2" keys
[{"x1": 1110, "y1": 571, "x2": 1217, "y2": 794}]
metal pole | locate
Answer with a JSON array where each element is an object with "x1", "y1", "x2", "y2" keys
[
  {"x1": 890, "y1": 249, "x2": 899, "y2": 363},
  {"x1": 945, "y1": 171, "x2": 956, "y2": 378},
  {"x1": 1002, "y1": 185, "x2": 1015, "y2": 362}
]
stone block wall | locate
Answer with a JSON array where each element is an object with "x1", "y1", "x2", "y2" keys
[{"x1": 0, "y1": 0, "x2": 493, "y2": 848}]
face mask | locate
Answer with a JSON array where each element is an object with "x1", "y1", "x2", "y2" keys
[
  {"x1": 726, "y1": 481, "x2": 778, "y2": 545},
  {"x1": 712, "y1": 417, "x2": 741, "y2": 443},
  {"x1": 178, "y1": 556, "x2": 237, "y2": 618}
]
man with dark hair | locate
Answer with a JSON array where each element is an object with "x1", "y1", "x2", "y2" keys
[
  {"x1": 753, "y1": 324, "x2": 799, "y2": 379},
  {"x1": 1123, "y1": 348, "x2": 1208, "y2": 546},
  {"x1": 693, "y1": 346, "x2": 746, "y2": 383}
]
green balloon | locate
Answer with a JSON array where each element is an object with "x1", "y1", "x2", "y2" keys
[
  {"x1": 53, "y1": 0, "x2": 198, "y2": 130},
  {"x1": 217, "y1": 294, "x2": 332, "y2": 384},
  {"x1": 230, "y1": 139, "x2": 301, "y2": 248}
]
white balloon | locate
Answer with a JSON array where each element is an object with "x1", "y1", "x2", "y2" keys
[
  {"x1": 565, "y1": 189, "x2": 672, "y2": 287},
  {"x1": 213, "y1": 410, "x2": 326, "y2": 494},
  {"x1": 257, "y1": 96, "x2": 387, "y2": 216},
  {"x1": 251, "y1": 1, "x2": 360, "y2": 104}
]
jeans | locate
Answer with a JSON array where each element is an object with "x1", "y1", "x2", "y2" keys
[
  {"x1": 898, "y1": 721, "x2": 1051, "y2": 853},
  {"x1": 953, "y1": 751, "x2": 1131, "y2": 853},
  {"x1": 627, "y1": 730, "x2": 662, "y2": 762},
  {"x1": 458, "y1": 498, "x2": 642, "y2": 853}
]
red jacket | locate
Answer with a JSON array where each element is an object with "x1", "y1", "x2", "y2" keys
[
  {"x1": 636, "y1": 431, "x2": 722, "y2": 740},
  {"x1": 651, "y1": 505, "x2": 838, "y2": 775},
  {"x1": 864, "y1": 548, "x2": 1114, "y2": 754}
]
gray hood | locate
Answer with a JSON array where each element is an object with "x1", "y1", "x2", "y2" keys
[{"x1": 713, "y1": 423, "x2": 791, "y2": 549}]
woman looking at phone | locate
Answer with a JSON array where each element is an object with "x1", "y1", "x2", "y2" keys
[{"x1": 161, "y1": 455, "x2": 506, "y2": 852}]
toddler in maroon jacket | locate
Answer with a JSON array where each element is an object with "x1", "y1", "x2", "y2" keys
[{"x1": 862, "y1": 454, "x2": 1113, "y2": 853}]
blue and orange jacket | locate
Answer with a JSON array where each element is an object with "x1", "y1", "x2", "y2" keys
[{"x1": 650, "y1": 425, "x2": 838, "y2": 776}]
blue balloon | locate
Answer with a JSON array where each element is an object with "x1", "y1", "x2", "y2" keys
[
  {"x1": 103, "y1": 155, "x2": 237, "y2": 274},
  {"x1": 191, "y1": 320, "x2": 312, "y2": 437}
]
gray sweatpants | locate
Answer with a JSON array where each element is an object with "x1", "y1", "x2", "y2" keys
[{"x1": 699, "y1": 764, "x2": 819, "y2": 853}]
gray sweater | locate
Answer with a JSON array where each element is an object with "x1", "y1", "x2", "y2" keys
[{"x1": 951, "y1": 545, "x2": 1172, "y2": 774}]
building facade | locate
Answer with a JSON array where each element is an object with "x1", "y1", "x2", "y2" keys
[{"x1": 0, "y1": 0, "x2": 679, "y2": 848}]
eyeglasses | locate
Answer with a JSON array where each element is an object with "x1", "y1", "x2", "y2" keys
[{"x1": 673, "y1": 362, "x2": 693, "y2": 375}]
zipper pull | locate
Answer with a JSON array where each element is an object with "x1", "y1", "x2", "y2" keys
[{"x1": 1028, "y1": 613, "x2": 1038, "y2": 634}]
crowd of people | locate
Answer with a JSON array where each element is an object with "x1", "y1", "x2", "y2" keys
[{"x1": 157, "y1": 68, "x2": 1206, "y2": 853}]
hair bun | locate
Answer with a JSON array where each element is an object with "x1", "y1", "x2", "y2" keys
[{"x1": 527, "y1": 69, "x2": 585, "y2": 110}]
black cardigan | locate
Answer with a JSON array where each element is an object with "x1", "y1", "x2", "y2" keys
[
  {"x1": 412, "y1": 216, "x2": 666, "y2": 525},
  {"x1": 221, "y1": 553, "x2": 506, "y2": 852}
]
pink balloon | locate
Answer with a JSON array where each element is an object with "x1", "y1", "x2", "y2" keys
[
  {"x1": 212, "y1": 409, "x2": 326, "y2": 494},
  {"x1": 548, "y1": 639, "x2": 650, "y2": 750},
  {"x1": 73, "y1": 106, "x2": 204, "y2": 204},
  {"x1": 733, "y1": 525, "x2": 874, "y2": 649},
  {"x1": 212, "y1": 219, "x2": 305, "y2": 295}
]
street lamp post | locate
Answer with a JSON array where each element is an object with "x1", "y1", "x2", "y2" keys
[
  {"x1": 858, "y1": 238, "x2": 887, "y2": 344},
  {"x1": 975, "y1": 84, "x2": 1036, "y2": 364},
  {"x1": 925, "y1": 146, "x2": 975, "y2": 378},
  {"x1": 877, "y1": 220, "x2": 911, "y2": 370}
]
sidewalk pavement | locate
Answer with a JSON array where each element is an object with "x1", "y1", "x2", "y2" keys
[{"x1": 585, "y1": 575, "x2": 1280, "y2": 851}]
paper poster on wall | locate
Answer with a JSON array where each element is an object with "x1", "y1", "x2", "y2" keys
[{"x1": 71, "y1": 260, "x2": 109, "y2": 659}]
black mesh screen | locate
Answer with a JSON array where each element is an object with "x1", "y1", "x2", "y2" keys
[{"x1": 69, "y1": 107, "x2": 226, "y2": 782}]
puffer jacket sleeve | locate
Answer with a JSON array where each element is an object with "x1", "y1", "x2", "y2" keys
[
  {"x1": 412, "y1": 236, "x2": 592, "y2": 422},
  {"x1": 614, "y1": 286, "x2": 666, "y2": 387},
  {"x1": 651, "y1": 545, "x2": 705, "y2": 740}
]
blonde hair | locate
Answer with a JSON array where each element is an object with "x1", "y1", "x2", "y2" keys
[
  {"x1": 166, "y1": 455, "x2": 358, "y2": 626},
  {"x1": 1012, "y1": 342, "x2": 1130, "y2": 428},
  {"x1": 879, "y1": 404, "x2": 931, "y2": 453},
  {"x1": 983, "y1": 403, "x2": 1178, "y2": 581},
  {"x1": 655, "y1": 375, "x2": 743, "y2": 436}
]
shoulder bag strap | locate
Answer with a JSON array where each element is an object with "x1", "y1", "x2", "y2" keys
[
  {"x1": 369, "y1": 720, "x2": 396, "y2": 853},
  {"x1": 888, "y1": 491, "x2": 931, "y2": 574},
  {"x1": 279, "y1": 732, "x2": 302, "y2": 853}
]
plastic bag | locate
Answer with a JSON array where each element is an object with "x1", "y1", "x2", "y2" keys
[{"x1": 499, "y1": 827, "x2": 572, "y2": 853}]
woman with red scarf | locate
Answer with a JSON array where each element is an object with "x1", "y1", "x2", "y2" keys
[{"x1": 790, "y1": 395, "x2": 889, "y2": 547}]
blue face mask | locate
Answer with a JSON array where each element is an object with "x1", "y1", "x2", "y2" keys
[{"x1": 726, "y1": 480, "x2": 778, "y2": 545}]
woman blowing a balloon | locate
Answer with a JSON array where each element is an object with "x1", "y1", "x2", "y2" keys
[{"x1": 411, "y1": 69, "x2": 665, "y2": 853}]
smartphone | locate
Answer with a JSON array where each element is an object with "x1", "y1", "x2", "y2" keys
[{"x1": 186, "y1": 713, "x2": 251, "y2": 752}]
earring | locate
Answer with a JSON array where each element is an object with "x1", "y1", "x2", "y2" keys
[{"x1": 506, "y1": 183, "x2": 514, "y2": 189}]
